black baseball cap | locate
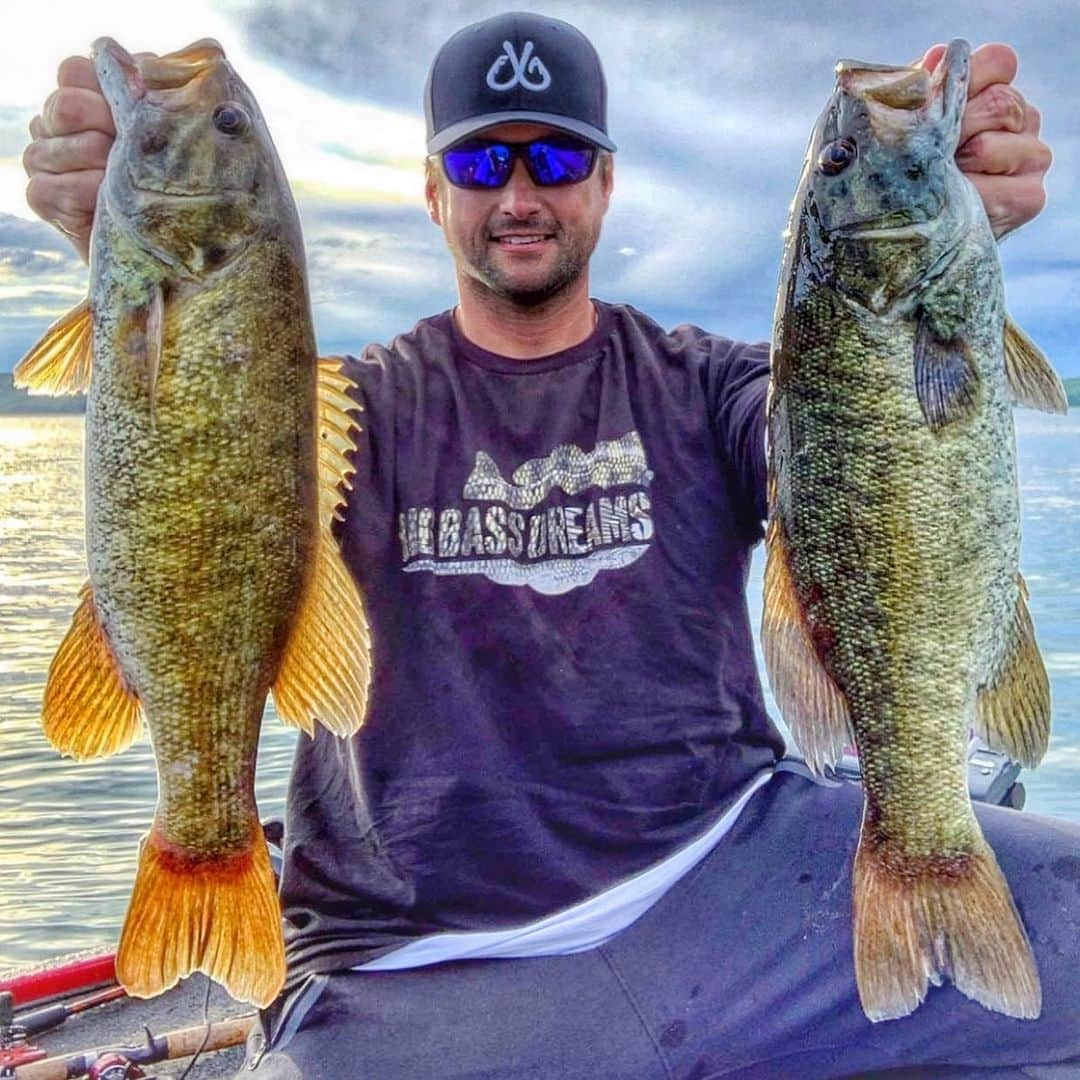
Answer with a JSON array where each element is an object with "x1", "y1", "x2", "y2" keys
[{"x1": 425, "y1": 12, "x2": 616, "y2": 155}]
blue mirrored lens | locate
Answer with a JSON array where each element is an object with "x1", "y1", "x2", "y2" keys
[
  {"x1": 527, "y1": 141, "x2": 596, "y2": 185},
  {"x1": 442, "y1": 138, "x2": 597, "y2": 189},
  {"x1": 442, "y1": 143, "x2": 514, "y2": 188}
]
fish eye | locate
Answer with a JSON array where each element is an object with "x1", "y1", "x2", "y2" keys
[
  {"x1": 213, "y1": 103, "x2": 250, "y2": 137},
  {"x1": 818, "y1": 138, "x2": 857, "y2": 175}
]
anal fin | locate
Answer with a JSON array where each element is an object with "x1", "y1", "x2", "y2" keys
[
  {"x1": 14, "y1": 300, "x2": 93, "y2": 394},
  {"x1": 975, "y1": 575, "x2": 1051, "y2": 768},
  {"x1": 762, "y1": 518, "x2": 853, "y2": 772},
  {"x1": 116, "y1": 819, "x2": 285, "y2": 1008},
  {"x1": 272, "y1": 359, "x2": 371, "y2": 736},
  {"x1": 1004, "y1": 316, "x2": 1068, "y2": 414},
  {"x1": 43, "y1": 582, "x2": 142, "y2": 759}
]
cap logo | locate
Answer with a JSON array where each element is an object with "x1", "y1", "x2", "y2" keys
[{"x1": 485, "y1": 39, "x2": 551, "y2": 92}]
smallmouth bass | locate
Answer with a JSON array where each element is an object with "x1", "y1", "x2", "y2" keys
[
  {"x1": 15, "y1": 38, "x2": 372, "y2": 1007},
  {"x1": 763, "y1": 40, "x2": 1066, "y2": 1022}
]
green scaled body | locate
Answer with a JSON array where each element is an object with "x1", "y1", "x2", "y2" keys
[
  {"x1": 763, "y1": 40, "x2": 1066, "y2": 1022},
  {"x1": 14, "y1": 38, "x2": 372, "y2": 1009}
]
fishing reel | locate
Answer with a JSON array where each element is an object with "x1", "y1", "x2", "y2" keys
[
  {"x1": 88, "y1": 1052, "x2": 147, "y2": 1079},
  {"x1": 0, "y1": 990, "x2": 47, "y2": 1076}
]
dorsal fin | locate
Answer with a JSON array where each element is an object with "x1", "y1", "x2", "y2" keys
[
  {"x1": 1003, "y1": 316, "x2": 1067, "y2": 414},
  {"x1": 271, "y1": 359, "x2": 372, "y2": 736}
]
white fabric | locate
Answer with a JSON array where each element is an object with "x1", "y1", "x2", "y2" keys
[{"x1": 355, "y1": 767, "x2": 774, "y2": 971}]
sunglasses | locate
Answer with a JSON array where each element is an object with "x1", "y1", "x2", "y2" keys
[{"x1": 441, "y1": 135, "x2": 598, "y2": 190}]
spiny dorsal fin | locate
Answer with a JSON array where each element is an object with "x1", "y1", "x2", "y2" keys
[
  {"x1": 272, "y1": 359, "x2": 372, "y2": 736},
  {"x1": 914, "y1": 315, "x2": 979, "y2": 431},
  {"x1": 761, "y1": 517, "x2": 853, "y2": 772},
  {"x1": 42, "y1": 582, "x2": 142, "y2": 759},
  {"x1": 974, "y1": 574, "x2": 1051, "y2": 768},
  {"x1": 1004, "y1": 316, "x2": 1068, "y2": 414},
  {"x1": 13, "y1": 300, "x2": 93, "y2": 395}
]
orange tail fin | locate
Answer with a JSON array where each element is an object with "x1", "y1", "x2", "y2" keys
[
  {"x1": 854, "y1": 835, "x2": 1041, "y2": 1022},
  {"x1": 116, "y1": 821, "x2": 285, "y2": 1008}
]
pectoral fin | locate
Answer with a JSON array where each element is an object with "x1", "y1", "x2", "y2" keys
[
  {"x1": 914, "y1": 315, "x2": 979, "y2": 431},
  {"x1": 272, "y1": 360, "x2": 371, "y2": 737},
  {"x1": 762, "y1": 518, "x2": 853, "y2": 772},
  {"x1": 13, "y1": 300, "x2": 93, "y2": 394},
  {"x1": 145, "y1": 283, "x2": 165, "y2": 422},
  {"x1": 975, "y1": 575, "x2": 1051, "y2": 768},
  {"x1": 42, "y1": 582, "x2": 142, "y2": 759},
  {"x1": 1003, "y1": 316, "x2": 1068, "y2": 414}
]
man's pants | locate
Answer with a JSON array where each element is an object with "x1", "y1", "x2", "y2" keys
[{"x1": 241, "y1": 769, "x2": 1080, "y2": 1078}]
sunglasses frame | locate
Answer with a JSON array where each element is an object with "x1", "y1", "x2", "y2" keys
[{"x1": 440, "y1": 135, "x2": 600, "y2": 190}]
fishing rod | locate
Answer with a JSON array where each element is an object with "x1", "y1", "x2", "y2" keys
[
  {"x1": 1, "y1": 957, "x2": 253, "y2": 1079},
  {"x1": 0, "y1": 952, "x2": 127, "y2": 1077},
  {"x1": 5, "y1": 1015, "x2": 253, "y2": 1080},
  {"x1": 1, "y1": 985, "x2": 128, "y2": 1077}
]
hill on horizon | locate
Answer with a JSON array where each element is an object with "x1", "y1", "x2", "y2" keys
[
  {"x1": 3, "y1": 373, "x2": 1078, "y2": 413},
  {"x1": 0, "y1": 373, "x2": 84, "y2": 414}
]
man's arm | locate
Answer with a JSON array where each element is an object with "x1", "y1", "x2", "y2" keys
[{"x1": 919, "y1": 42, "x2": 1051, "y2": 238}]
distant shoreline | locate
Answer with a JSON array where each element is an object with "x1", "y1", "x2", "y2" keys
[
  {"x1": 0, "y1": 374, "x2": 84, "y2": 415},
  {"x1": 3, "y1": 374, "x2": 1078, "y2": 412}
]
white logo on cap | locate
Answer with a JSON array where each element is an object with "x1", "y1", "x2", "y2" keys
[{"x1": 486, "y1": 40, "x2": 552, "y2": 92}]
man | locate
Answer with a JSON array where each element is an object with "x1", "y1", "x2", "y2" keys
[{"x1": 23, "y1": 12, "x2": 1079, "y2": 1078}]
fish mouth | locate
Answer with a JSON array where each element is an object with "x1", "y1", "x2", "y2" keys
[
  {"x1": 92, "y1": 38, "x2": 145, "y2": 124},
  {"x1": 138, "y1": 39, "x2": 226, "y2": 90},
  {"x1": 93, "y1": 37, "x2": 227, "y2": 124},
  {"x1": 834, "y1": 40, "x2": 970, "y2": 145},
  {"x1": 835, "y1": 62, "x2": 932, "y2": 113},
  {"x1": 94, "y1": 38, "x2": 243, "y2": 201}
]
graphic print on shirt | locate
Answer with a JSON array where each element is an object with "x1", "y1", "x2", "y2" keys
[{"x1": 398, "y1": 430, "x2": 654, "y2": 595}]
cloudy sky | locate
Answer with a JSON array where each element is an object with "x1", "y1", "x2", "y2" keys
[{"x1": 1, "y1": 0, "x2": 1077, "y2": 373}]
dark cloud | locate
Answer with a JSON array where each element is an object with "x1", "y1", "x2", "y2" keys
[
  {"x1": 0, "y1": 213, "x2": 76, "y2": 257},
  {"x1": 295, "y1": 197, "x2": 456, "y2": 352},
  {"x1": 231, "y1": 1, "x2": 1080, "y2": 136},
  {"x1": 2, "y1": 3, "x2": 1076, "y2": 370},
  {"x1": 0, "y1": 249, "x2": 75, "y2": 275},
  {"x1": 0, "y1": 291, "x2": 81, "y2": 315},
  {"x1": 225, "y1": 0, "x2": 1080, "y2": 371},
  {"x1": 0, "y1": 213, "x2": 87, "y2": 367}
]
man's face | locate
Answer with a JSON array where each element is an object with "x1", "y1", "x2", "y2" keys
[{"x1": 426, "y1": 122, "x2": 614, "y2": 307}]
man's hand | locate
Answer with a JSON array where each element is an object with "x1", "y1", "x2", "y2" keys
[
  {"x1": 23, "y1": 56, "x2": 115, "y2": 263},
  {"x1": 919, "y1": 43, "x2": 1051, "y2": 239}
]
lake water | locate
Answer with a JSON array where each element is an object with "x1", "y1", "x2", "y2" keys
[{"x1": 0, "y1": 411, "x2": 1077, "y2": 971}]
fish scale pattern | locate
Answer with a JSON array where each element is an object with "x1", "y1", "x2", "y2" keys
[{"x1": 763, "y1": 42, "x2": 1056, "y2": 1022}]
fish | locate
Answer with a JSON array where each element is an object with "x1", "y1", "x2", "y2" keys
[
  {"x1": 14, "y1": 38, "x2": 372, "y2": 1008},
  {"x1": 762, "y1": 39, "x2": 1067, "y2": 1022}
]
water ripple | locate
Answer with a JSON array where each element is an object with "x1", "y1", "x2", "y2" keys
[
  {"x1": 2, "y1": 412, "x2": 1078, "y2": 969},
  {"x1": 0, "y1": 417, "x2": 297, "y2": 968}
]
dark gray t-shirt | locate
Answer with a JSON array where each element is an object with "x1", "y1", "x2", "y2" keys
[{"x1": 280, "y1": 301, "x2": 784, "y2": 975}]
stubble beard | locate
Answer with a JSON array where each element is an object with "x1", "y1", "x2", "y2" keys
[{"x1": 458, "y1": 218, "x2": 601, "y2": 309}]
